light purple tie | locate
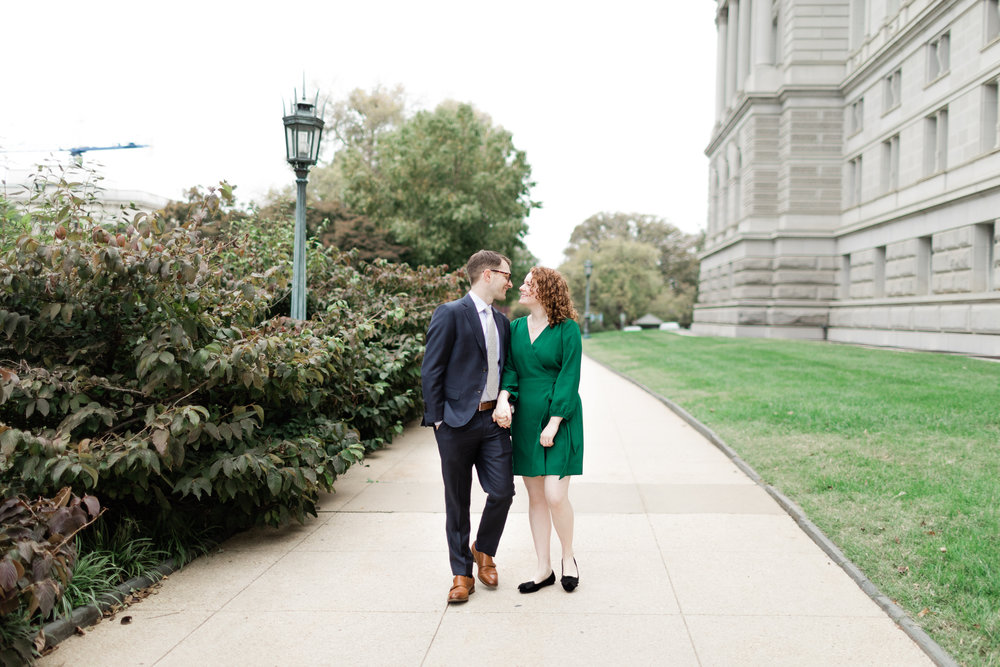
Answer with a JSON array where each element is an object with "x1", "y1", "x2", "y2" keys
[{"x1": 485, "y1": 311, "x2": 499, "y2": 400}]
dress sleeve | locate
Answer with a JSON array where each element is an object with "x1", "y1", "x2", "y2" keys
[
  {"x1": 500, "y1": 319, "x2": 519, "y2": 402},
  {"x1": 549, "y1": 319, "x2": 581, "y2": 420}
]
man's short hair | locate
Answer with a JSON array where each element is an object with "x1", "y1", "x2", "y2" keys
[{"x1": 466, "y1": 249, "x2": 511, "y2": 285}]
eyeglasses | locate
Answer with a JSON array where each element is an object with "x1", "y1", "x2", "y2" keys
[{"x1": 488, "y1": 269, "x2": 512, "y2": 280}]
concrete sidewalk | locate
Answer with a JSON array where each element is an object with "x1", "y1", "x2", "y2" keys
[{"x1": 41, "y1": 356, "x2": 933, "y2": 666}]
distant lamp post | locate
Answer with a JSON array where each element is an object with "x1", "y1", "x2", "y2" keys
[
  {"x1": 583, "y1": 259, "x2": 593, "y2": 339},
  {"x1": 282, "y1": 85, "x2": 325, "y2": 320}
]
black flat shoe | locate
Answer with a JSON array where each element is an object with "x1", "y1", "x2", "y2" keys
[
  {"x1": 517, "y1": 571, "x2": 555, "y2": 593},
  {"x1": 561, "y1": 558, "x2": 579, "y2": 592}
]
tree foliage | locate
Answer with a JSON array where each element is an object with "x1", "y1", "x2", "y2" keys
[
  {"x1": 566, "y1": 212, "x2": 700, "y2": 287},
  {"x1": 562, "y1": 212, "x2": 702, "y2": 327},
  {"x1": 341, "y1": 101, "x2": 539, "y2": 269},
  {"x1": 256, "y1": 198, "x2": 405, "y2": 262},
  {"x1": 560, "y1": 239, "x2": 662, "y2": 329},
  {"x1": 0, "y1": 171, "x2": 462, "y2": 650}
]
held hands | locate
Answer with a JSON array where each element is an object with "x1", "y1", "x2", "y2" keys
[{"x1": 492, "y1": 399, "x2": 513, "y2": 429}]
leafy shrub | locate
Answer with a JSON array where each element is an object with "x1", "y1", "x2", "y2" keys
[
  {"x1": 0, "y1": 487, "x2": 100, "y2": 664},
  {"x1": 0, "y1": 171, "x2": 461, "y2": 654}
]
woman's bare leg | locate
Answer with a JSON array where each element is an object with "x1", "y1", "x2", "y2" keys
[
  {"x1": 544, "y1": 475, "x2": 577, "y2": 577},
  {"x1": 522, "y1": 475, "x2": 553, "y2": 582}
]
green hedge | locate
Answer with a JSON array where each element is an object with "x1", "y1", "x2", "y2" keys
[{"x1": 0, "y1": 176, "x2": 461, "y2": 653}]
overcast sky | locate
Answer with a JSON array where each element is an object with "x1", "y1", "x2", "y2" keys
[{"x1": 1, "y1": 1, "x2": 717, "y2": 268}]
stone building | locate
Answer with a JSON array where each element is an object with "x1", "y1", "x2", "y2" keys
[{"x1": 693, "y1": 0, "x2": 1000, "y2": 356}]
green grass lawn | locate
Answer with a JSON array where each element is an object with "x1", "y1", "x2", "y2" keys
[{"x1": 584, "y1": 331, "x2": 999, "y2": 666}]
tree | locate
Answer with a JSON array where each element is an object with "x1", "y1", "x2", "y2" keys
[
  {"x1": 563, "y1": 212, "x2": 702, "y2": 327},
  {"x1": 306, "y1": 84, "x2": 409, "y2": 204},
  {"x1": 566, "y1": 212, "x2": 700, "y2": 287},
  {"x1": 560, "y1": 239, "x2": 662, "y2": 329},
  {"x1": 256, "y1": 197, "x2": 405, "y2": 262},
  {"x1": 324, "y1": 84, "x2": 407, "y2": 170},
  {"x1": 341, "y1": 101, "x2": 539, "y2": 269},
  {"x1": 255, "y1": 85, "x2": 410, "y2": 258}
]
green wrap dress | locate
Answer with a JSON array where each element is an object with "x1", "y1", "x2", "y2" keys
[{"x1": 501, "y1": 317, "x2": 584, "y2": 478}]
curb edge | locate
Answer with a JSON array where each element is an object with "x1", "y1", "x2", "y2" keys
[
  {"x1": 41, "y1": 559, "x2": 178, "y2": 649},
  {"x1": 586, "y1": 354, "x2": 958, "y2": 667}
]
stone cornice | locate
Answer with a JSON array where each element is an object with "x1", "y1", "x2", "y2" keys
[
  {"x1": 699, "y1": 229, "x2": 837, "y2": 259},
  {"x1": 706, "y1": 85, "x2": 842, "y2": 155},
  {"x1": 841, "y1": 0, "x2": 962, "y2": 93}
]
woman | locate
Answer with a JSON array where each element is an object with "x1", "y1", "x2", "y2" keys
[{"x1": 493, "y1": 266, "x2": 583, "y2": 593}]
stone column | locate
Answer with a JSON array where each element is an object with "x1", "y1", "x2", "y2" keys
[
  {"x1": 752, "y1": 0, "x2": 774, "y2": 66},
  {"x1": 737, "y1": 0, "x2": 752, "y2": 89},
  {"x1": 726, "y1": 0, "x2": 739, "y2": 103},
  {"x1": 716, "y1": 10, "x2": 729, "y2": 119}
]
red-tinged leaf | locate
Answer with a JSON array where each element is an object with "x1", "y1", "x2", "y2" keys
[
  {"x1": 51, "y1": 487, "x2": 72, "y2": 508},
  {"x1": 48, "y1": 507, "x2": 85, "y2": 536},
  {"x1": 81, "y1": 495, "x2": 100, "y2": 517},
  {"x1": 918, "y1": 607, "x2": 930, "y2": 617},
  {"x1": 32, "y1": 554, "x2": 54, "y2": 583},
  {"x1": 0, "y1": 560, "x2": 17, "y2": 592},
  {"x1": 152, "y1": 429, "x2": 169, "y2": 455},
  {"x1": 35, "y1": 579, "x2": 58, "y2": 617}
]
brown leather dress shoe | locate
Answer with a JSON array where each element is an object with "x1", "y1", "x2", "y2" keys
[
  {"x1": 470, "y1": 542, "x2": 498, "y2": 588},
  {"x1": 447, "y1": 575, "x2": 475, "y2": 603}
]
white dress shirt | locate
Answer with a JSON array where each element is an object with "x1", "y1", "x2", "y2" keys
[{"x1": 469, "y1": 291, "x2": 501, "y2": 402}]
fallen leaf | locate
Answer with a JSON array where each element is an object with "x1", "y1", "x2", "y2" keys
[
  {"x1": 927, "y1": 530, "x2": 936, "y2": 536},
  {"x1": 918, "y1": 607, "x2": 930, "y2": 617},
  {"x1": 896, "y1": 566, "x2": 909, "y2": 574},
  {"x1": 121, "y1": 616, "x2": 133, "y2": 625},
  {"x1": 74, "y1": 626, "x2": 86, "y2": 636}
]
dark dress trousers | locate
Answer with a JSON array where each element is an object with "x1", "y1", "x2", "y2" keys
[{"x1": 421, "y1": 294, "x2": 515, "y2": 577}]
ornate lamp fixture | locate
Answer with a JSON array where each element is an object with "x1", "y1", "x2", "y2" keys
[{"x1": 282, "y1": 85, "x2": 325, "y2": 320}]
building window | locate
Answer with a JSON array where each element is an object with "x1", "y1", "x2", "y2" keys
[
  {"x1": 720, "y1": 159, "x2": 730, "y2": 231},
  {"x1": 984, "y1": 81, "x2": 1000, "y2": 151},
  {"x1": 840, "y1": 254, "x2": 852, "y2": 299},
  {"x1": 848, "y1": 98, "x2": 864, "y2": 135},
  {"x1": 927, "y1": 32, "x2": 950, "y2": 82},
  {"x1": 973, "y1": 222, "x2": 997, "y2": 291},
  {"x1": 881, "y1": 135, "x2": 900, "y2": 193},
  {"x1": 916, "y1": 236, "x2": 932, "y2": 295},
  {"x1": 733, "y1": 148, "x2": 743, "y2": 223},
  {"x1": 874, "y1": 246, "x2": 886, "y2": 297},
  {"x1": 884, "y1": 68, "x2": 902, "y2": 112},
  {"x1": 987, "y1": 0, "x2": 1000, "y2": 44},
  {"x1": 848, "y1": 155, "x2": 863, "y2": 206},
  {"x1": 924, "y1": 107, "x2": 948, "y2": 176},
  {"x1": 771, "y1": 7, "x2": 781, "y2": 64}
]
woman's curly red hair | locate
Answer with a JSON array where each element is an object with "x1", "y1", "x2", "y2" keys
[{"x1": 531, "y1": 266, "x2": 578, "y2": 326}]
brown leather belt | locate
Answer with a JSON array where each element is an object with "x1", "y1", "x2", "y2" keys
[{"x1": 478, "y1": 400, "x2": 497, "y2": 412}]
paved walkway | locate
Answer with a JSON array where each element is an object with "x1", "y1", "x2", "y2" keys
[{"x1": 41, "y1": 356, "x2": 932, "y2": 666}]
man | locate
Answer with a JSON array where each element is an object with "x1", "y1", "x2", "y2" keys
[{"x1": 421, "y1": 249, "x2": 516, "y2": 603}]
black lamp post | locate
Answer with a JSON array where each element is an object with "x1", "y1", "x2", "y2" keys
[
  {"x1": 583, "y1": 259, "x2": 593, "y2": 339},
  {"x1": 282, "y1": 86, "x2": 325, "y2": 320}
]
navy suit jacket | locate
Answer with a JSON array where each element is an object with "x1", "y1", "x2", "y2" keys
[{"x1": 421, "y1": 294, "x2": 511, "y2": 428}]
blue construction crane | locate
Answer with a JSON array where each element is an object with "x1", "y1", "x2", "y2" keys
[
  {"x1": 0, "y1": 142, "x2": 149, "y2": 164},
  {"x1": 67, "y1": 142, "x2": 149, "y2": 164}
]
